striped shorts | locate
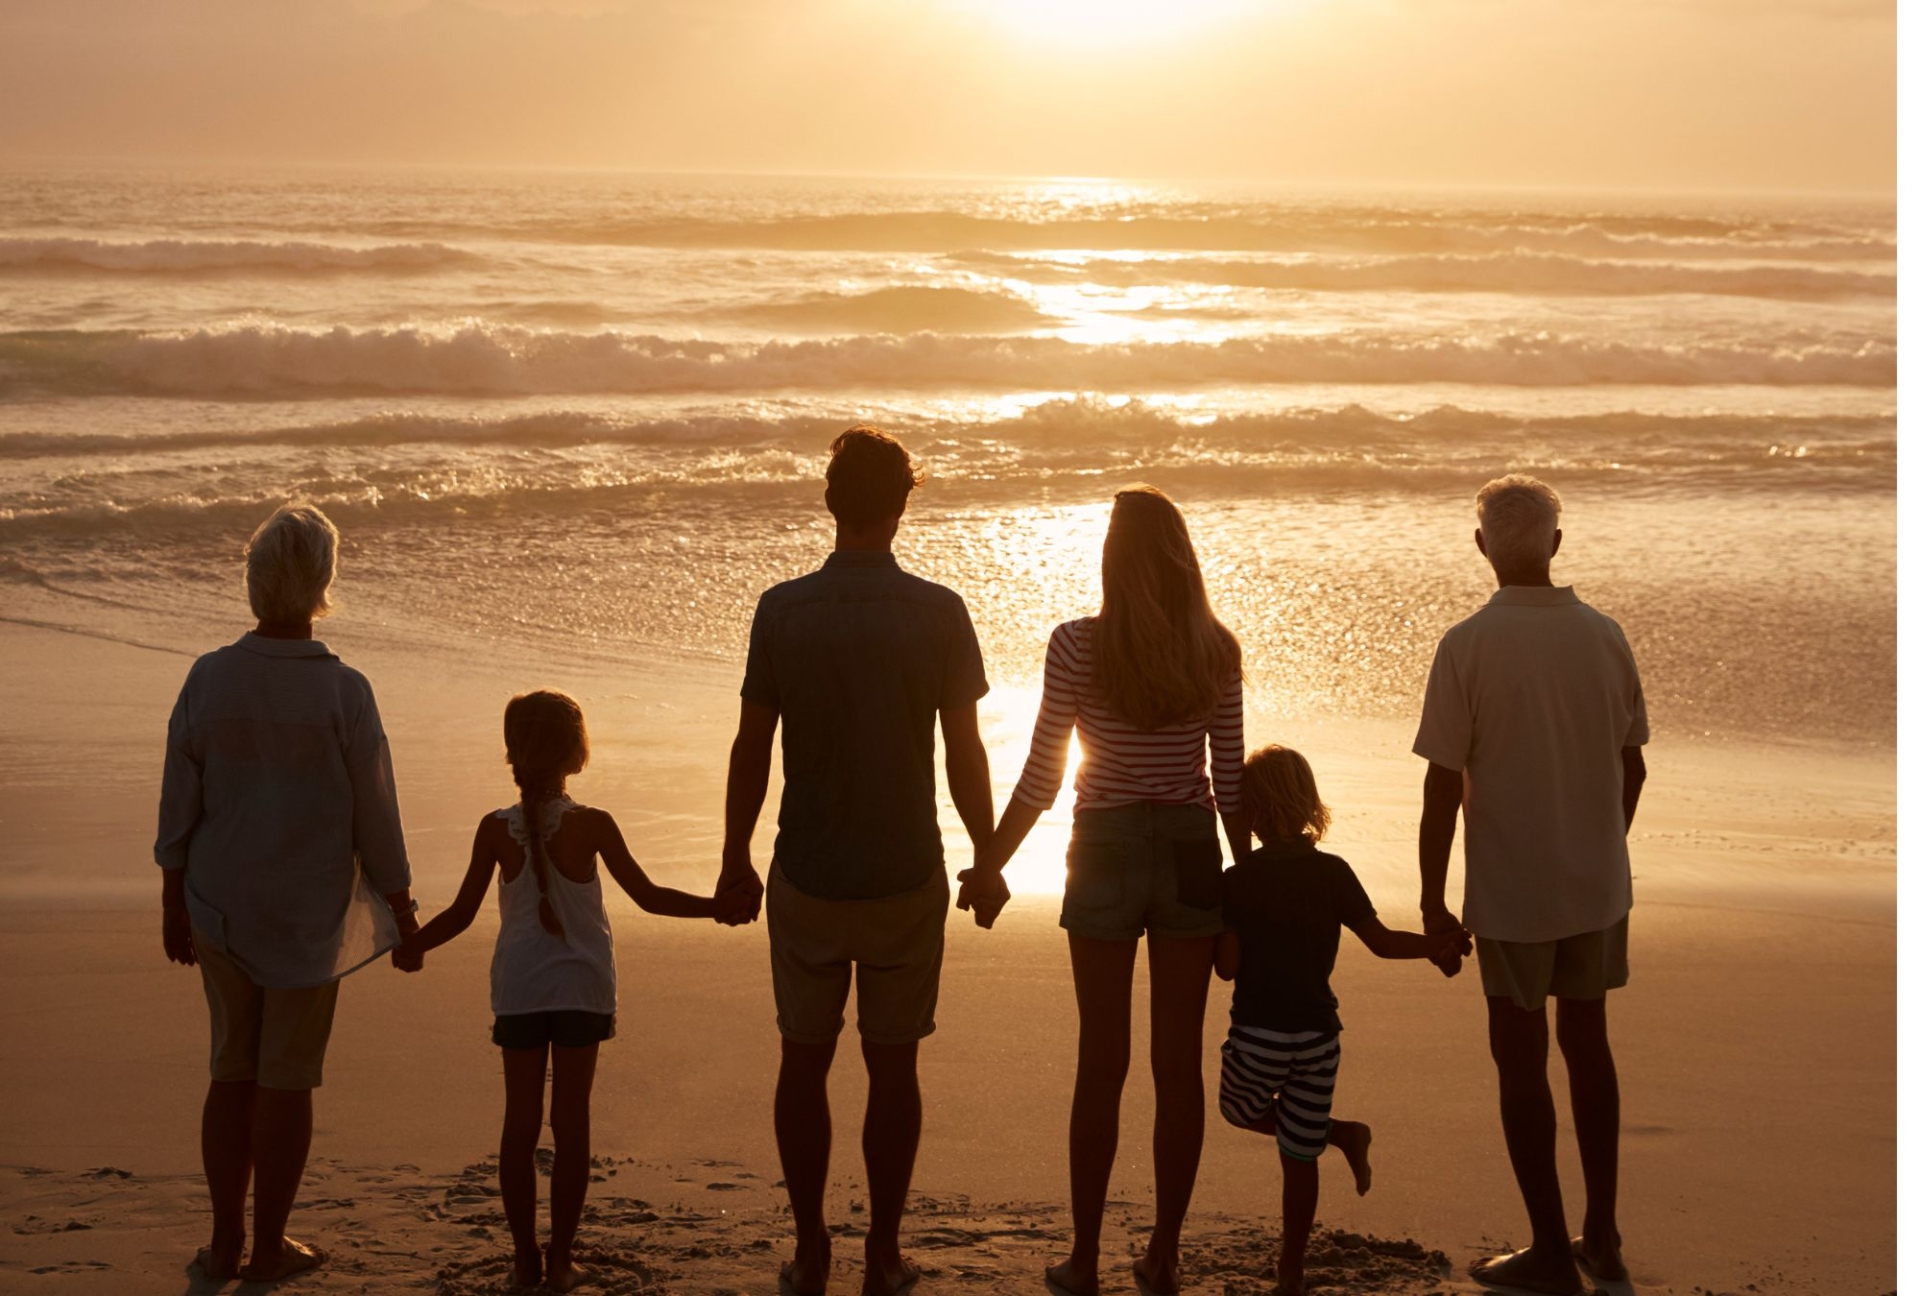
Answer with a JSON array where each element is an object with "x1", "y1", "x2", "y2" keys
[{"x1": 1218, "y1": 1024, "x2": 1341, "y2": 1161}]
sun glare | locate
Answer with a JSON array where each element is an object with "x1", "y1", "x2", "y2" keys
[{"x1": 967, "y1": 0, "x2": 1270, "y2": 49}]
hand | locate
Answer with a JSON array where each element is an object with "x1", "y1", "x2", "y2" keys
[
  {"x1": 390, "y1": 935, "x2": 425, "y2": 973},
  {"x1": 955, "y1": 867, "x2": 1010, "y2": 930},
  {"x1": 162, "y1": 901, "x2": 196, "y2": 967},
  {"x1": 1423, "y1": 907, "x2": 1467, "y2": 977},
  {"x1": 715, "y1": 863, "x2": 764, "y2": 926}
]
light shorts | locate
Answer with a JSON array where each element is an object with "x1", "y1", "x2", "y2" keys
[
  {"x1": 1218, "y1": 1024, "x2": 1342, "y2": 1161},
  {"x1": 194, "y1": 931, "x2": 340, "y2": 1091},
  {"x1": 1060, "y1": 803, "x2": 1225, "y2": 943},
  {"x1": 766, "y1": 860, "x2": 948, "y2": 1046},
  {"x1": 1477, "y1": 914, "x2": 1630, "y2": 1013}
]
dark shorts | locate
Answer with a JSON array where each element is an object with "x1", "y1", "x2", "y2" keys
[
  {"x1": 1060, "y1": 803, "x2": 1225, "y2": 942},
  {"x1": 492, "y1": 1010, "x2": 616, "y2": 1050}
]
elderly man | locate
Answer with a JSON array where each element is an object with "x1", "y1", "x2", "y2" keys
[
  {"x1": 719, "y1": 426, "x2": 996, "y2": 1296},
  {"x1": 155, "y1": 502, "x2": 418, "y2": 1284},
  {"x1": 1414, "y1": 475, "x2": 1648, "y2": 1296}
]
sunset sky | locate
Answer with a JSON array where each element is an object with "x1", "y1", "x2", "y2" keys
[{"x1": 0, "y1": 0, "x2": 1895, "y2": 193}]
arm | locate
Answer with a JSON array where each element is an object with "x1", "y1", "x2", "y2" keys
[
  {"x1": 597, "y1": 811, "x2": 724, "y2": 919},
  {"x1": 718, "y1": 700, "x2": 778, "y2": 924},
  {"x1": 155, "y1": 683, "x2": 199, "y2": 967},
  {"x1": 398, "y1": 819, "x2": 498, "y2": 967},
  {"x1": 1213, "y1": 928, "x2": 1241, "y2": 981},
  {"x1": 1622, "y1": 745, "x2": 1647, "y2": 831},
  {"x1": 1209, "y1": 672, "x2": 1251, "y2": 864},
  {"x1": 943, "y1": 699, "x2": 1010, "y2": 929},
  {"x1": 1352, "y1": 914, "x2": 1470, "y2": 962},
  {"x1": 346, "y1": 687, "x2": 417, "y2": 939},
  {"x1": 1417, "y1": 761, "x2": 1467, "y2": 976},
  {"x1": 980, "y1": 624, "x2": 1078, "y2": 878}
]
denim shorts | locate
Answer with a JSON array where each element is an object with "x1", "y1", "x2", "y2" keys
[{"x1": 1059, "y1": 803, "x2": 1225, "y2": 942}]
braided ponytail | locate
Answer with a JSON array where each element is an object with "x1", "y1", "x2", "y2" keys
[{"x1": 502, "y1": 690, "x2": 591, "y2": 944}]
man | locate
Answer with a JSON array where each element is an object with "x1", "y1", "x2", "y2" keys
[
  {"x1": 1414, "y1": 475, "x2": 1649, "y2": 1296},
  {"x1": 718, "y1": 426, "x2": 997, "y2": 1296}
]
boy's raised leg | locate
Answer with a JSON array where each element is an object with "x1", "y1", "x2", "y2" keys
[
  {"x1": 545, "y1": 1044, "x2": 600, "y2": 1292},
  {"x1": 776, "y1": 1038, "x2": 837, "y2": 1295},
  {"x1": 499, "y1": 1046, "x2": 547, "y2": 1289},
  {"x1": 1558, "y1": 996, "x2": 1626, "y2": 1281},
  {"x1": 1326, "y1": 1119, "x2": 1372, "y2": 1197}
]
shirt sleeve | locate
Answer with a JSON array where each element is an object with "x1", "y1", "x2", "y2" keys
[
  {"x1": 1623, "y1": 639, "x2": 1650, "y2": 747},
  {"x1": 739, "y1": 594, "x2": 780, "y2": 711},
  {"x1": 1335, "y1": 860, "x2": 1378, "y2": 931},
  {"x1": 1207, "y1": 671, "x2": 1245, "y2": 815},
  {"x1": 942, "y1": 596, "x2": 991, "y2": 709},
  {"x1": 1411, "y1": 636, "x2": 1472, "y2": 770},
  {"x1": 345, "y1": 684, "x2": 412, "y2": 895},
  {"x1": 1010, "y1": 623, "x2": 1082, "y2": 810},
  {"x1": 153, "y1": 678, "x2": 201, "y2": 871}
]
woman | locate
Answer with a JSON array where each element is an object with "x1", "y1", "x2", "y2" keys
[
  {"x1": 154, "y1": 502, "x2": 419, "y2": 1284},
  {"x1": 964, "y1": 485, "x2": 1245, "y2": 1295}
]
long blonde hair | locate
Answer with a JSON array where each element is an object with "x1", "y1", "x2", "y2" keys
[
  {"x1": 503, "y1": 690, "x2": 590, "y2": 941},
  {"x1": 1090, "y1": 485, "x2": 1241, "y2": 730}
]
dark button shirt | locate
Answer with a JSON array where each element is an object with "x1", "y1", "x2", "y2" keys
[
  {"x1": 740, "y1": 550, "x2": 989, "y2": 900},
  {"x1": 1222, "y1": 836, "x2": 1376, "y2": 1034}
]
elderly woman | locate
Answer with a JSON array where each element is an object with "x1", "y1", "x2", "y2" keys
[{"x1": 155, "y1": 502, "x2": 417, "y2": 1284}]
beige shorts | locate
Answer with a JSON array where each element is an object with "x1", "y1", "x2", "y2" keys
[
  {"x1": 195, "y1": 932, "x2": 340, "y2": 1090},
  {"x1": 1477, "y1": 915, "x2": 1629, "y2": 1013},
  {"x1": 766, "y1": 861, "x2": 948, "y2": 1046}
]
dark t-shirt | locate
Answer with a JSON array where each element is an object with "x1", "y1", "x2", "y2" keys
[
  {"x1": 740, "y1": 549, "x2": 989, "y2": 901},
  {"x1": 1222, "y1": 837, "x2": 1376, "y2": 1034}
]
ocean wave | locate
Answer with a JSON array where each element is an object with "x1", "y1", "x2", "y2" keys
[
  {"x1": 727, "y1": 285, "x2": 1049, "y2": 333},
  {"x1": 0, "y1": 324, "x2": 1895, "y2": 399},
  {"x1": 952, "y1": 250, "x2": 1896, "y2": 301},
  {"x1": 0, "y1": 237, "x2": 483, "y2": 275}
]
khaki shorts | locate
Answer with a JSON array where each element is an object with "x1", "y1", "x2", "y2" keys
[
  {"x1": 767, "y1": 862, "x2": 948, "y2": 1046},
  {"x1": 1477, "y1": 915, "x2": 1630, "y2": 1013},
  {"x1": 195, "y1": 932, "x2": 340, "y2": 1090}
]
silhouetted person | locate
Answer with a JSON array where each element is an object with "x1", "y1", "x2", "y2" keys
[
  {"x1": 1414, "y1": 475, "x2": 1649, "y2": 1295},
  {"x1": 154, "y1": 502, "x2": 419, "y2": 1284},
  {"x1": 719, "y1": 427, "x2": 995, "y2": 1296},
  {"x1": 964, "y1": 485, "x2": 1243, "y2": 1296}
]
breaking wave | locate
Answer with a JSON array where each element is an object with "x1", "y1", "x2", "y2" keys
[{"x1": 0, "y1": 237, "x2": 483, "y2": 275}]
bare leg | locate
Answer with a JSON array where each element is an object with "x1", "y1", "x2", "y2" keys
[
  {"x1": 1325, "y1": 1119, "x2": 1372, "y2": 1197},
  {"x1": 545, "y1": 1043, "x2": 599, "y2": 1292},
  {"x1": 1046, "y1": 934, "x2": 1137, "y2": 1296},
  {"x1": 1133, "y1": 933, "x2": 1214, "y2": 1295},
  {"x1": 775, "y1": 1037, "x2": 838, "y2": 1296},
  {"x1": 239, "y1": 1085, "x2": 324, "y2": 1282},
  {"x1": 859, "y1": 1039, "x2": 923, "y2": 1295},
  {"x1": 1468, "y1": 997, "x2": 1581, "y2": 1296},
  {"x1": 1274, "y1": 1153, "x2": 1318, "y2": 1296},
  {"x1": 500, "y1": 1046, "x2": 548, "y2": 1289},
  {"x1": 197, "y1": 1079, "x2": 254, "y2": 1280},
  {"x1": 1557, "y1": 996, "x2": 1626, "y2": 1281}
]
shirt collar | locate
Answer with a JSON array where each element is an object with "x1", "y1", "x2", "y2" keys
[
  {"x1": 822, "y1": 549, "x2": 900, "y2": 571},
  {"x1": 234, "y1": 632, "x2": 339, "y2": 660},
  {"x1": 1262, "y1": 833, "x2": 1318, "y2": 861},
  {"x1": 1487, "y1": 584, "x2": 1580, "y2": 608}
]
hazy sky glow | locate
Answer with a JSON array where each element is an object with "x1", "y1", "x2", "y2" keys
[{"x1": 0, "y1": 0, "x2": 1894, "y2": 192}]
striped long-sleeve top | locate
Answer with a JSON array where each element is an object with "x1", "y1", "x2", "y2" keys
[{"x1": 1010, "y1": 617, "x2": 1244, "y2": 815}]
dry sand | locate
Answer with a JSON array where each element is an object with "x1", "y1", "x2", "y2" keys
[{"x1": 0, "y1": 619, "x2": 1895, "y2": 1294}]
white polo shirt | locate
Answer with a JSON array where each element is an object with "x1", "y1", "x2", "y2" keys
[{"x1": 1413, "y1": 585, "x2": 1649, "y2": 944}]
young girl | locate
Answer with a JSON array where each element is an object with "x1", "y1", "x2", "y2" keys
[
  {"x1": 1214, "y1": 744, "x2": 1470, "y2": 1296},
  {"x1": 399, "y1": 690, "x2": 745, "y2": 1292}
]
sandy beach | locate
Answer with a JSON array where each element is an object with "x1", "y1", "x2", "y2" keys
[{"x1": 0, "y1": 617, "x2": 1894, "y2": 1294}]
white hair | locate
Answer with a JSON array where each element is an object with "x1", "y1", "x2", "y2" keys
[
  {"x1": 245, "y1": 502, "x2": 339, "y2": 624},
  {"x1": 1475, "y1": 474, "x2": 1562, "y2": 572}
]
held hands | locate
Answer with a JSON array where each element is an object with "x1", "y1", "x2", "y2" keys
[
  {"x1": 1422, "y1": 906, "x2": 1473, "y2": 978},
  {"x1": 714, "y1": 860, "x2": 764, "y2": 926},
  {"x1": 954, "y1": 867, "x2": 1011, "y2": 930},
  {"x1": 162, "y1": 900, "x2": 197, "y2": 967},
  {"x1": 390, "y1": 932, "x2": 425, "y2": 973}
]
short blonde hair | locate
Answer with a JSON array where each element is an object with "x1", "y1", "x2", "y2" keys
[
  {"x1": 245, "y1": 502, "x2": 338, "y2": 624},
  {"x1": 1242, "y1": 744, "x2": 1332, "y2": 844},
  {"x1": 1475, "y1": 474, "x2": 1562, "y2": 572}
]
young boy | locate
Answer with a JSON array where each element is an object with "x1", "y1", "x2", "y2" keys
[{"x1": 1215, "y1": 743, "x2": 1470, "y2": 1295}]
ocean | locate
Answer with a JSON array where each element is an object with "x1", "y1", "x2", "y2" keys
[{"x1": 0, "y1": 167, "x2": 1895, "y2": 750}]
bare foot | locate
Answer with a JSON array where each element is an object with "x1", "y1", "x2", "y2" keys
[
  {"x1": 1132, "y1": 1251, "x2": 1178, "y2": 1294},
  {"x1": 509, "y1": 1247, "x2": 543, "y2": 1289},
  {"x1": 861, "y1": 1254, "x2": 921, "y2": 1295},
  {"x1": 544, "y1": 1253, "x2": 596, "y2": 1292},
  {"x1": 1046, "y1": 1256, "x2": 1101, "y2": 1295},
  {"x1": 1572, "y1": 1233, "x2": 1627, "y2": 1283},
  {"x1": 192, "y1": 1243, "x2": 242, "y2": 1282},
  {"x1": 1336, "y1": 1122, "x2": 1373, "y2": 1197},
  {"x1": 1468, "y1": 1247, "x2": 1585, "y2": 1296},
  {"x1": 239, "y1": 1237, "x2": 326, "y2": 1284},
  {"x1": 781, "y1": 1229, "x2": 831, "y2": 1296}
]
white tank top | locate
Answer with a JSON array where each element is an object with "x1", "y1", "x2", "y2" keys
[{"x1": 488, "y1": 796, "x2": 617, "y2": 1018}]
